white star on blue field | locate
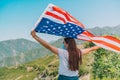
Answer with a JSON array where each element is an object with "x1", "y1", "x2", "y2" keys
[{"x1": 35, "y1": 18, "x2": 85, "y2": 38}]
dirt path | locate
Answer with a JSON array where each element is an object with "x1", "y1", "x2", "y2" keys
[
  {"x1": 15, "y1": 75, "x2": 23, "y2": 80},
  {"x1": 80, "y1": 73, "x2": 90, "y2": 80}
]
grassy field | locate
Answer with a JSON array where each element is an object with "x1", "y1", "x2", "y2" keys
[
  {"x1": 1, "y1": 46, "x2": 120, "y2": 80},
  {"x1": 0, "y1": 52, "x2": 94, "y2": 80},
  {"x1": 0, "y1": 55, "x2": 58, "y2": 80}
]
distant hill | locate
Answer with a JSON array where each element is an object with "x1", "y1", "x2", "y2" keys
[
  {"x1": 0, "y1": 51, "x2": 93, "y2": 80},
  {"x1": 0, "y1": 25, "x2": 120, "y2": 79},
  {"x1": 0, "y1": 55, "x2": 59, "y2": 80},
  {"x1": 0, "y1": 38, "x2": 63, "y2": 67},
  {"x1": 0, "y1": 38, "x2": 41, "y2": 59},
  {"x1": 87, "y1": 25, "x2": 120, "y2": 36},
  {"x1": 0, "y1": 25, "x2": 120, "y2": 67},
  {"x1": 0, "y1": 39, "x2": 41, "y2": 67}
]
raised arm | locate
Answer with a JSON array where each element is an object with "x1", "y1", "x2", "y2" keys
[
  {"x1": 31, "y1": 30, "x2": 58, "y2": 55},
  {"x1": 82, "y1": 46, "x2": 100, "y2": 55}
]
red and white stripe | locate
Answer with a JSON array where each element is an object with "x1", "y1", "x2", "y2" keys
[
  {"x1": 35, "y1": 3, "x2": 120, "y2": 53},
  {"x1": 46, "y1": 4, "x2": 120, "y2": 53},
  {"x1": 43, "y1": 4, "x2": 85, "y2": 28},
  {"x1": 77, "y1": 31, "x2": 94, "y2": 41},
  {"x1": 78, "y1": 31, "x2": 120, "y2": 53}
]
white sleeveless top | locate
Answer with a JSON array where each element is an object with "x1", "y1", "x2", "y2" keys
[{"x1": 58, "y1": 48, "x2": 79, "y2": 76}]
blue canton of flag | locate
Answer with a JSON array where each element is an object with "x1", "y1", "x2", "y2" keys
[
  {"x1": 35, "y1": 18, "x2": 85, "y2": 38},
  {"x1": 34, "y1": 3, "x2": 85, "y2": 39},
  {"x1": 34, "y1": 4, "x2": 120, "y2": 53}
]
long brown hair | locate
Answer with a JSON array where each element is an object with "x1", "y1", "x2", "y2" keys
[{"x1": 64, "y1": 38, "x2": 82, "y2": 71}]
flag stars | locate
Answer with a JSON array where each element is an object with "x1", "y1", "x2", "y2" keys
[
  {"x1": 67, "y1": 30, "x2": 70, "y2": 32},
  {"x1": 46, "y1": 21, "x2": 50, "y2": 24},
  {"x1": 51, "y1": 25, "x2": 53, "y2": 27},
  {"x1": 53, "y1": 28, "x2": 56, "y2": 30},
  {"x1": 79, "y1": 31, "x2": 81, "y2": 33},
  {"x1": 58, "y1": 26, "x2": 61, "y2": 29},
  {"x1": 77, "y1": 28, "x2": 80, "y2": 30},
  {"x1": 70, "y1": 27, "x2": 73, "y2": 29},
  {"x1": 36, "y1": 18, "x2": 84, "y2": 39},
  {"x1": 65, "y1": 28, "x2": 68, "y2": 30},
  {"x1": 68, "y1": 24, "x2": 71, "y2": 26},
  {"x1": 75, "y1": 32, "x2": 78, "y2": 34},
  {"x1": 73, "y1": 34, "x2": 76, "y2": 36},
  {"x1": 48, "y1": 29, "x2": 51, "y2": 31},
  {"x1": 52, "y1": 32, "x2": 55, "y2": 34},
  {"x1": 42, "y1": 29, "x2": 45, "y2": 32},
  {"x1": 38, "y1": 31, "x2": 41, "y2": 33},
  {"x1": 69, "y1": 35, "x2": 72, "y2": 38},
  {"x1": 63, "y1": 25, "x2": 66, "y2": 28},
  {"x1": 72, "y1": 29, "x2": 75, "y2": 31},
  {"x1": 43, "y1": 26, "x2": 48, "y2": 28},
  {"x1": 76, "y1": 26, "x2": 80, "y2": 28},
  {"x1": 54, "y1": 24, "x2": 57, "y2": 26},
  {"x1": 60, "y1": 29, "x2": 63, "y2": 31},
  {"x1": 66, "y1": 33, "x2": 69, "y2": 35},
  {"x1": 59, "y1": 32, "x2": 62, "y2": 34}
]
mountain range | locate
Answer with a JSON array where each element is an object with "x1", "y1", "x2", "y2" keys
[
  {"x1": 0, "y1": 38, "x2": 63, "y2": 67},
  {"x1": 0, "y1": 25, "x2": 120, "y2": 67},
  {"x1": 87, "y1": 25, "x2": 120, "y2": 36}
]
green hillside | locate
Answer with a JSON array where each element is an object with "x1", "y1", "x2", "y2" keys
[
  {"x1": 0, "y1": 38, "x2": 41, "y2": 57},
  {"x1": 0, "y1": 39, "x2": 42, "y2": 67},
  {"x1": 1, "y1": 40, "x2": 120, "y2": 80},
  {"x1": 1, "y1": 25, "x2": 120, "y2": 67},
  {"x1": 0, "y1": 38, "x2": 93, "y2": 80},
  {"x1": 0, "y1": 47, "x2": 52, "y2": 67},
  {"x1": 0, "y1": 25, "x2": 120, "y2": 80},
  {"x1": 0, "y1": 38, "x2": 64, "y2": 67},
  {"x1": 88, "y1": 25, "x2": 120, "y2": 36},
  {"x1": 0, "y1": 55, "x2": 58, "y2": 80},
  {"x1": 0, "y1": 51, "x2": 94, "y2": 80}
]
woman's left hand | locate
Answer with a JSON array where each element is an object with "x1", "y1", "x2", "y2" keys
[{"x1": 31, "y1": 30, "x2": 36, "y2": 38}]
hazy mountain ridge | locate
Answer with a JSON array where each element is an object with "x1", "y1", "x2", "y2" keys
[
  {"x1": 0, "y1": 47, "x2": 52, "y2": 67},
  {"x1": 0, "y1": 38, "x2": 63, "y2": 67},
  {"x1": 0, "y1": 25, "x2": 120, "y2": 67},
  {"x1": 87, "y1": 25, "x2": 120, "y2": 36},
  {"x1": 0, "y1": 45, "x2": 94, "y2": 80},
  {"x1": 0, "y1": 39, "x2": 42, "y2": 67},
  {"x1": 0, "y1": 38, "x2": 41, "y2": 58},
  {"x1": 0, "y1": 25, "x2": 120, "y2": 79}
]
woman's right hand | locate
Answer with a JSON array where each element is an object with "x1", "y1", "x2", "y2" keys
[
  {"x1": 31, "y1": 30, "x2": 36, "y2": 38},
  {"x1": 30, "y1": 30, "x2": 58, "y2": 55}
]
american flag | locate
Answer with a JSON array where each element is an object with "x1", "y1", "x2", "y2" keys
[
  {"x1": 34, "y1": 3, "x2": 120, "y2": 53},
  {"x1": 78, "y1": 31, "x2": 120, "y2": 53},
  {"x1": 35, "y1": 3, "x2": 85, "y2": 38}
]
